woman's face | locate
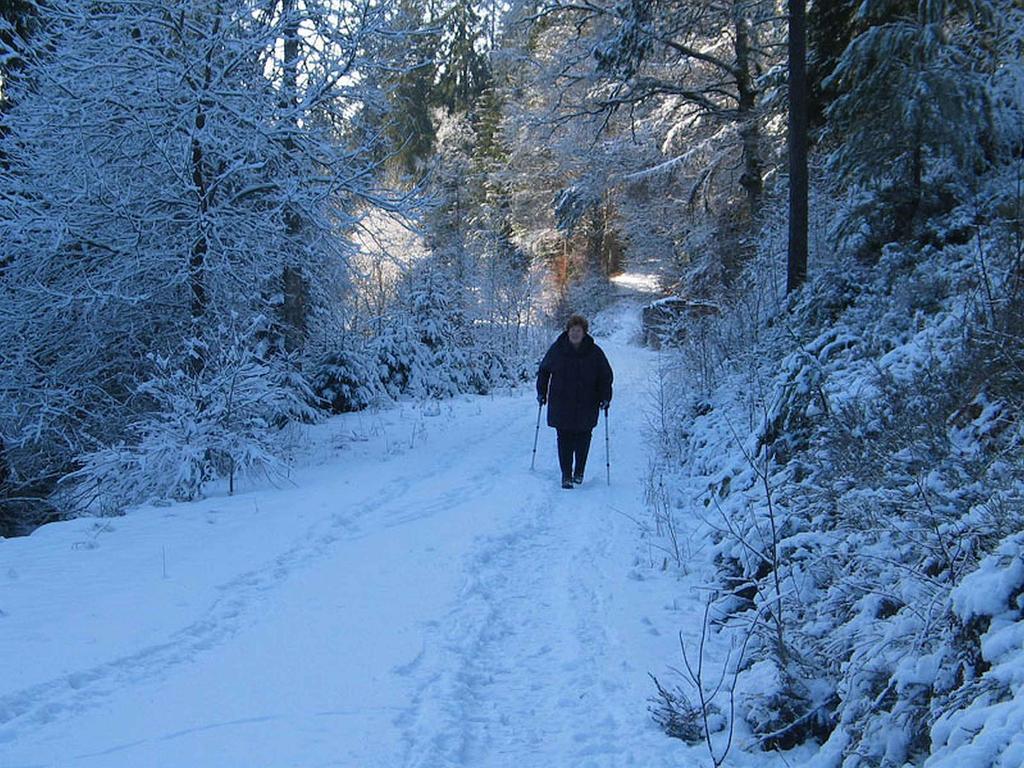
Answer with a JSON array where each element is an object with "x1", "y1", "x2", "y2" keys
[{"x1": 568, "y1": 324, "x2": 585, "y2": 345}]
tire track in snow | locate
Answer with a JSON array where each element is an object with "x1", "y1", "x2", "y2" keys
[
  {"x1": 398, "y1": 494, "x2": 557, "y2": 768},
  {"x1": 398, "y1": 482, "x2": 663, "y2": 767},
  {"x1": 398, "y1": 313, "x2": 681, "y2": 768}
]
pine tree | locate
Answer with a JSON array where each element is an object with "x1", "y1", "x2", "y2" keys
[
  {"x1": 823, "y1": 0, "x2": 1001, "y2": 253},
  {"x1": 377, "y1": 0, "x2": 441, "y2": 178},
  {"x1": 434, "y1": 0, "x2": 492, "y2": 113}
]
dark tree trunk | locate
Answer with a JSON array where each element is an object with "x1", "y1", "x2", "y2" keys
[
  {"x1": 189, "y1": 113, "x2": 209, "y2": 374},
  {"x1": 183, "y1": 8, "x2": 225, "y2": 376},
  {"x1": 190, "y1": 107, "x2": 209, "y2": 315},
  {"x1": 187, "y1": 11, "x2": 221, "y2": 372},
  {"x1": 282, "y1": 259, "x2": 307, "y2": 354},
  {"x1": 280, "y1": 0, "x2": 307, "y2": 354},
  {"x1": 586, "y1": 204, "x2": 606, "y2": 277},
  {"x1": 734, "y1": 13, "x2": 763, "y2": 216},
  {"x1": 787, "y1": 0, "x2": 809, "y2": 293},
  {"x1": 898, "y1": 117, "x2": 924, "y2": 235},
  {"x1": 0, "y1": 437, "x2": 8, "y2": 489}
]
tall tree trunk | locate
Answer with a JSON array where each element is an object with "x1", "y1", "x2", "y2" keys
[
  {"x1": 586, "y1": 204, "x2": 606, "y2": 278},
  {"x1": 280, "y1": 0, "x2": 307, "y2": 355},
  {"x1": 0, "y1": 437, "x2": 8, "y2": 490},
  {"x1": 734, "y1": 12, "x2": 763, "y2": 216},
  {"x1": 787, "y1": 0, "x2": 809, "y2": 292},
  {"x1": 187, "y1": 10, "x2": 221, "y2": 373},
  {"x1": 189, "y1": 109, "x2": 209, "y2": 373}
]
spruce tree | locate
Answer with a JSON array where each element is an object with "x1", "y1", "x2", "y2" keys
[{"x1": 823, "y1": 0, "x2": 999, "y2": 252}]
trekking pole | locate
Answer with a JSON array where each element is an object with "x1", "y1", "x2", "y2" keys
[
  {"x1": 530, "y1": 402, "x2": 543, "y2": 470},
  {"x1": 604, "y1": 407, "x2": 611, "y2": 485}
]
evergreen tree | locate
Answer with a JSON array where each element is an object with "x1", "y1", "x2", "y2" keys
[
  {"x1": 823, "y1": 0, "x2": 1002, "y2": 254},
  {"x1": 806, "y1": 0, "x2": 858, "y2": 128},
  {"x1": 434, "y1": 0, "x2": 492, "y2": 113},
  {"x1": 377, "y1": 0, "x2": 441, "y2": 178},
  {"x1": 468, "y1": 86, "x2": 535, "y2": 351}
]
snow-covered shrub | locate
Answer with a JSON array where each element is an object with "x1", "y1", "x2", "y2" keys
[
  {"x1": 309, "y1": 341, "x2": 382, "y2": 413},
  {"x1": 68, "y1": 337, "x2": 317, "y2": 510},
  {"x1": 736, "y1": 659, "x2": 833, "y2": 751},
  {"x1": 469, "y1": 339, "x2": 534, "y2": 394},
  {"x1": 649, "y1": 140, "x2": 1024, "y2": 763},
  {"x1": 372, "y1": 323, "x2": 432, "y2": 399},
  {"x1": 927, "y1": 533, "x2": 1024, "y2": 768},
  {"x1": 368, "y1": 260, "x2": 534, "y2": 400},
  {"x1": 393, "y1": 264, "x2": 472, "y2": 397},
  {"x1": 649, "y1": 674, "x2": 718, "y2": 744},
  {"x1": 422, "y1": 344, "x2": 474, "y2": 398}
]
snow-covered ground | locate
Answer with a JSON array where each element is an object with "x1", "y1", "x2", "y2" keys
[{"x1": 0, "y1": 303, "x2": 787, "y2": 768}]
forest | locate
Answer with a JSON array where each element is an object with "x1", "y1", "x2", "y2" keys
[{"x1": 1, "y1": 0, "x2": 1023, "y2": 765}]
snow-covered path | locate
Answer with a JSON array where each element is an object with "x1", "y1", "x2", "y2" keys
[{"x1": 1, "y1": 302, "x2": 719, "y2": 768}]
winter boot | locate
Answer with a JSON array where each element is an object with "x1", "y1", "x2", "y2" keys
[
  {"x1": 572, "y1": 471, "x2": 584, "y2": 485},
  {"x1": 561, "y1": 477, "x2": 574, "y2": 489}
]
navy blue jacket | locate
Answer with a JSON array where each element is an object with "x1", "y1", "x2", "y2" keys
[{"x1": 537, "y1": 332, "x2": 613, "y2": 432}]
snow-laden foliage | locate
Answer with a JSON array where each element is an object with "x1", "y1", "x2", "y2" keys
[
  {"x1": 68, "y1": 328, "x2": 318, "y2": 510},
  {"x1": 379, "y1": 263, "x2": 534, "y2": 399},
  {"x1": 537, "y1": 0, "x2": 785, "y2": 218},
  {"x1": 0, "y1": 0, "x2": 404, "y2": 530},
  {"x1": 309, "y1": 343, "x2": 384, "y2": 415},
  {"x1": 928, "y1": 534, "x2": 1024, "y2": 768},
  {"x1": 648, "y1": 133, "x2": 1024, "y2": 764},
  {"x1": 822, "y1": 0, "x2": 1023, "y2": 261}
]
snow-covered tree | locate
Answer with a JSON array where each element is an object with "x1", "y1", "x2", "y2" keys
[
  {"x1": 822, "y1": 0, "x2": 1009, "y2": 257},
  {"x1": 537, "y1": 0, "x2": 786, "y2": 218},
  {"x1": 0, "y1": 0, "x2": 407, "y2": 527}
]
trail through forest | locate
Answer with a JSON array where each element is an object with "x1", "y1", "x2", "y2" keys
[{"x1": 1, "y1": 294, "x2": 770, "y2": 768}]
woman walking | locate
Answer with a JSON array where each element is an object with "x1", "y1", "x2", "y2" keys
[{"x1": 536, "y1": 314, "x2": 614, "y2": 489}]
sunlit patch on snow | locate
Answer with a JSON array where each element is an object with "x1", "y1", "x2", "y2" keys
[{"x1": 611, "y1": 272, "x2": 662, "y2": 293}]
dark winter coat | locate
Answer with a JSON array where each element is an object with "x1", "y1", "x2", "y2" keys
[{"x1": 536, "y1": 332, "x2": 613, "y2": 432}]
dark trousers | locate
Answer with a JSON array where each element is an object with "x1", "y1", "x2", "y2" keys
[{"x1": 556, "y1": 429, "x2": 592, "y2": 480}]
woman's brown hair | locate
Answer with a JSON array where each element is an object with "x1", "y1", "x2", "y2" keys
[{"x1": 565, "y1": 314, "x2": 589, "y2": 333}]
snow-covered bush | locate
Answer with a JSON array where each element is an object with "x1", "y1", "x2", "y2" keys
[
  {"x1": 367, "y1": 260, "x2": 535, "y2": 400},
  {"x1": 649, "y1": 674, "x2": 717, "y2": 744},
  {"x1": 309, "y1": 342, "x2": 382, "y2": 414},
  {"x1": 927, "y1": 533, "x2": 1024, "y2": 768},
  {"x1": 370, "y1": 323, "x2": 428, "y2": 399},
  {"x1": 649, "y1": 135, "x2": 1024, "y2": 763},
  {"x1": 67, "y1": 336, "x2": 317, "y2": 511}
]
